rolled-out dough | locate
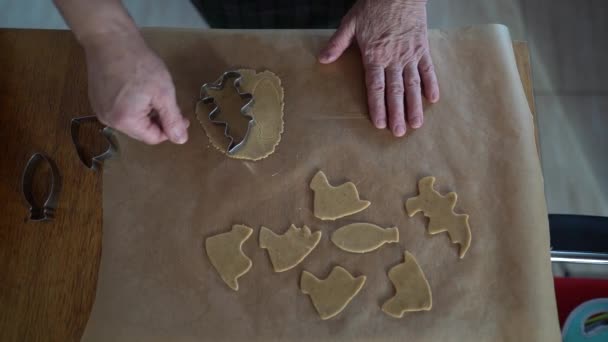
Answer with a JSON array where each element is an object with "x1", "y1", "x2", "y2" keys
[
  {"x1": 331, "y1": 223, "x2": 399, "y2": 253},
  {"x1": 300, "y1": 266, "x2": 366, "y2": 320},
  {"x1": 205, "y1": 224, "x2": 253, "y2": 291},
  {"x1": 382, "y1": 251, "x2": 432, "y2": 318},
  {"x1": 84, "y1": 26, "x2": 561, "y2": 342},
  {"x1": 406, "y1": 176, "x2": 471, "y2": 258},
  {"x1": 196, "y1": 69, "x2": 284, "y2": 160},
  {"x1": 259, "y1": 225, "x2": 322, "y2": 272},
  {"x1": 310, "y1": 170, "x2": 370, "y2": 221}
]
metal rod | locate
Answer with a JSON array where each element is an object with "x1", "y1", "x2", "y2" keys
[{"x1": 551, "y1": 251, "x2": 608, "y2": 265}]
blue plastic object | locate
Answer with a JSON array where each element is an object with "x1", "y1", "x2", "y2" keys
[{"x1": 562, "y1": 298, "x2": 608, "y2": 342}]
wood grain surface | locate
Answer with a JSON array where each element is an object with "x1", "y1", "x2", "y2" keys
[
  {"x1": 0, "y1": 29, "x2": 536, "y2": 342},
  {"x1": 513, "y1": 40, "x2": 540, "y2": 156}
]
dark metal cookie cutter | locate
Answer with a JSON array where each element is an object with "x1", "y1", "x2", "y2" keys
[
  {"x1": 200, "y1": 71, "x2": 255, "y2": 154},
  {"x1": 70, "y1": 115, "x2": 117, "y2": 171},
  {"x1": 21, "y1": 153, "x2": 60, "y2": 221}
]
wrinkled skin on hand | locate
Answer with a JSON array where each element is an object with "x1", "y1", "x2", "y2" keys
[
  {"x1": 84, "y1": 32, "x2": 189, "y2": 145},
  {"x1": 319, "y1": 0, "x2": 439, "y2": 137}
]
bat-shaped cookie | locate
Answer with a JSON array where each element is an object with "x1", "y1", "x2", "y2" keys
[{"x1": 406, "y1": 176, "x2": 471, "y2": 258}]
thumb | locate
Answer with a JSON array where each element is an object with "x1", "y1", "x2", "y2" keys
[
  {"x1": 319, "y1": 18, "x2": 355, "y2": 64},
  {"x1": 154, "y1": 88, "x2": 189, "y2": 144}
]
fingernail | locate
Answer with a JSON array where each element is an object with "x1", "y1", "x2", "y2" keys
[
  {"x1": 375, "y1": 119, "x2": 387, "y2": 129},
  {"x1": 394, "y1": 125, "x2": 405, "y2": 137},
  {"x1": 173, "y1": 128, "x2": 187, "y2": 144},
  {"x1": 320, "y1": 51, "x2": 332, "y2": 63},
  {"x1": 431, "y1": 91, "x2": 439, "y2": 103},
  {"x1": 412, "y1": 117, "x2": 423, "y2": 128}
]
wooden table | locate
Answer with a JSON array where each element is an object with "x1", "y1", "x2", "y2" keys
[{"x1": 0, "y1": 29, "x2": 537, "y2": 341}]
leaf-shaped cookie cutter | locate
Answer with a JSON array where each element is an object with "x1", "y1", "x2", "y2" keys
[
  {"x1": 70, "y1": 115, "x2": 118, "y2": 171},
  {"x1": 21, "y1": 153, "x2": 60, "y2": 221},
  {"x1": 200, "y1": 71, "x2": 255, "y2": 154}
]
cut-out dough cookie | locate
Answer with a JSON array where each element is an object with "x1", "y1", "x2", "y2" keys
[
  {"x1": 259, "y1": 224, "x2": 322, "y2": 272},
  {"x1": 310, "y1": 170, "x2": 370, "y2": 221},
  {"x1": 300, "y1": 266, "x2": 366, "y2": 320},
  {"x1": 331, "y1": 223, "x2": 399, "y2": 253},
  {"x1": 405, "y1": 176, "x2": 471, "y2": 258},
  {"x1": 205, "y1": 224, "x2": 253, "y2": 291},
  {"x1": 196, "y1": 69, "x2": 284, "y2": 161},
  {"x1": 382, "y1": 251, "x2": 432, "y2": 318}
]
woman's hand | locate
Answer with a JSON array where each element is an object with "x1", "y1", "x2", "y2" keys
[
  {"x1": 83, "y1": 31, "x2": 189, "y2": 144},
  {"x1": 319, "y1": 0, "x2": 439, "y2": 137}
]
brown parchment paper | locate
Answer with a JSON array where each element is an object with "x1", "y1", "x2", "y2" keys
[{"x1": 83, "y1": 25, "x2": 560, "y2": 341}]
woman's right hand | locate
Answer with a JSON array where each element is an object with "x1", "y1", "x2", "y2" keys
[{"x1": 82, "y1": 31, "x2": 190, "y2": 145}]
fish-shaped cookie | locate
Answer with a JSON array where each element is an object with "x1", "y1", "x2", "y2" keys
[
  {"x1": 331, "y1": 223, "x2": 399, "y2": 253},
  {"x1": 205, "y1": 224, "x2": 253, "y2": 291},
  {"x1": 310, "y1": 170, "x2": 370, "y2": 220}
]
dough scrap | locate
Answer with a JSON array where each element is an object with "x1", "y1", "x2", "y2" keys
[
  {"x1": 331, "y1": 223, "x2": 399, "y2": 253},
  {"x1": 196, "y1": 69, "x2": 284, "y2": 161},
  {"x1": 300, "y1": 266, "x2": 366, "y2": 320},
  {"x1": 205, "y1": 224, "x2": 253, "y2": 291},
  {"x1": 382, "y1": 251, "x2": 432, "y2": 318},
  {"x1": 310, "y1": 170, "x2": 370, "y2": 221},
  {"x1": 259, "y1": 224, "x2": 322, "y2": 272},
  {"x1": 405, "y1": 176, "x2": 471, "y2": 258}
]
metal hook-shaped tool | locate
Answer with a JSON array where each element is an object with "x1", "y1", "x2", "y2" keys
[
  {"x1": 200, "y1": 71, "x2": 255, "y2": 154},
  {"x1": 70, "y1": 115, "x2": 118, "y2": 171},
  {"x1": 21, "y1": 153, "x2": 60, "y2": 221}
]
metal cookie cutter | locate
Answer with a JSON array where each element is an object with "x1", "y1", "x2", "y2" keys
[
  {"x1": 200, "y1": 71, "x2": 255, "y2": 154},
  {"x1": 70, "y1": 115, "x2": 117, "y2": 171},
  {"x1": 21, "y1": 153, "x2": 60, "y2": 221}
]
